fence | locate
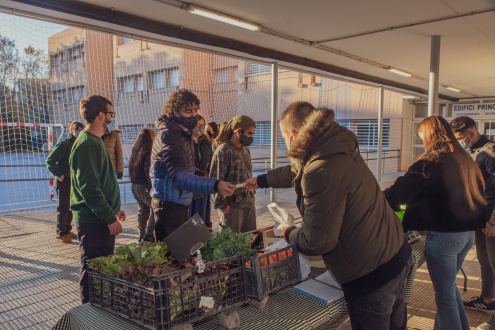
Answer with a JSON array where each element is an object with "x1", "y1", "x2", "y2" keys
[{"x1": 0, "y1": 13, "x2": 405, "y2": 213}]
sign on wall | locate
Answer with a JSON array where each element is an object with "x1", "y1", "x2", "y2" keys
[{"x1": 453, "y1": 103, "x2": 495, "y2": 118}]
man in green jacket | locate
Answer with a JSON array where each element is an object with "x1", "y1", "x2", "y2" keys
[
  {"x1": 70, "y1": 95, "x2": 126, "y2": 304},
  {"x1": 245, "y1": 101, "x2": 411, "y2": 329},
  {"x1": 46, "y1": 121, "x2": 84, "y2": 243}
]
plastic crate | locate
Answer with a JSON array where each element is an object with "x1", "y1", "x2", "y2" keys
[
  {"x1": 244, "y1": 244, "x2": 301, "y2": 300},
  {"x1": 88, "y1": 254, "x2": 246, "y2": 329}
]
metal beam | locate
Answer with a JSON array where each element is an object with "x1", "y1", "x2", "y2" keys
[
  {"x1": 377, "y1": 86, "x2": 384, "y2": 182},
  {"x1": 428, "y1": 35, "x2": 441, "y2": 116},
  {"x1": 9, "y1": 0, "x2": 460, "y2": 102},
  {"x1": 270, "y1": 62, "x2": 279, "y2": 202}
]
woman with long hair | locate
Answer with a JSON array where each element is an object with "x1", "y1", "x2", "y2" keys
[
  {"x1": 129, "y1": 128, "x2": 156, "y2": 242},
  {"x1": 386, "y1": 115, "x2": 486, "y2": 330},
  {"x1": 206, "y1": 121, "x2": 219, "y2": 139},
  {"x1": 190, "y1": 115, "x2": 214, "y2": 228}
]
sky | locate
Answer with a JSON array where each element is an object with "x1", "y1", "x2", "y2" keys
[{"x1": 0, "y1": 12, "x2": 68, "y2": 54}]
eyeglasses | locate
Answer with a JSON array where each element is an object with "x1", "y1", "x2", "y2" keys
[{"x1": 102, "y1": 111, "x2": 116, "y2": 118}]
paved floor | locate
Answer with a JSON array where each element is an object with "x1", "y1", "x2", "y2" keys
[{"x1": 0, "y1": 173, "x2": 492, "y2": 329}]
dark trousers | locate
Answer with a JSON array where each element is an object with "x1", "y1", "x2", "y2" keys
[
  {"x1": 55, "y1": 178, "x2": 72, "y2": 237},
  {"x1": 152, "y1": 199, "x2": 189, "y2": 242},
  {"x1": 131, "y1": 183, "x2": 155, "y2": 240},
  {"x1": 475, "y1": 229, "x2": 495, "y2": 299},
  {"x1": 77, "y1": 222, "x2": 115, "y2": 304},
  {"x1": 345, "y1": 255, "x2": 412, "y2": 330}
]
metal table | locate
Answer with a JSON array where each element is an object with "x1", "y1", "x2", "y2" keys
[{"x1": 53, "y1": 237, "x2": 426, "y2": 330}]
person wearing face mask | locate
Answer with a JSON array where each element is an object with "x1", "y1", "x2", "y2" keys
[
  {"x1": 101, "y1": 116, "x2": 124, "y2": 180},
  {"x1": 150, "y1": 89, "x2": 236, "y2": 241},
  {"x1": 209, "y1": 115, "x2": 257, "y2": 233},
  {"x1": 46, "y1": 120, "x2": 85, "y2": 243},
  {"x1": 451, "y1": 116, "x2": 495, "y2": 322},
  {"x1": 189, "y1": 115, "x2": 214, "y2": 229},
  {"x1": 206, "y1": 121, "x2": 220, "y2": 152}
]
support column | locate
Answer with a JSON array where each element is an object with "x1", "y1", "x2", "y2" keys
[
  {"x1": 428, "y1": 35, "x2": 441, "y2": 116},
  {"x1": 270, "y1": 62, "x2": 279, "y2": 202},
  {"x1": 377, "y1": 86, "x2": 384, "y2": 182}
]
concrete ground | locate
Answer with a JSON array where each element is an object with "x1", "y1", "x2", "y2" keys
[{"x1": 0, "y1": 172, "x2": 492, "y2": 329}]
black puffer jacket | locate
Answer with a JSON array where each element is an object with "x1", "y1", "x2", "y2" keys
[
  {"x1": 130, "y1": 151, "x2": 152, "y2": 190},
  {"x1": 194, "y1": 138, "x2": 213, "y2": 174},
  {"x1": 150, "y1": 115, "x2": 217, "y2": 205},
  {"x1": 386, "y1": 153, "x2": 485, "y2": 232}
]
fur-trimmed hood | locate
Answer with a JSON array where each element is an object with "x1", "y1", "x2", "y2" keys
[{"x1": 287, "y1": 108, "x2": 359, "y2": 167}]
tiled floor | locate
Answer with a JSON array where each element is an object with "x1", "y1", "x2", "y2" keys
[{"x1": 0, "y1": 175, "x2": 493, "y2": 329}]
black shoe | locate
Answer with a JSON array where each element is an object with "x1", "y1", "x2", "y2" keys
[
  {"x1": 142, "y1": 235, "x2": 155, "y2": 243},
  {"x1": 464, "y1": 296, "x2": 495, "y2": 314}
]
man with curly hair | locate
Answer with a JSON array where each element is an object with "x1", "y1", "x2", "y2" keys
[{"x1": 150, "y1": 89, "x2": 236, "y2": 241}]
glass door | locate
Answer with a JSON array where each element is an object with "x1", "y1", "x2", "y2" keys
[{"x1": 483, "y1": 121, "x2": 495, "y2": 140}]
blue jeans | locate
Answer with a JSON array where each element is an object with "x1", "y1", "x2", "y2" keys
[{"x1": 426, "y1": 231, "x2": 475, "y2": 330}]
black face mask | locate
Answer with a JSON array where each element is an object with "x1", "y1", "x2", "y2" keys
[
  {"x1": 177, "y1": 115, "x2": 197, "y2": 130},
  {"x1": 207, "y1": 131, "x2": 213, "y2": 138},
  {"x1": 239, "y1": 134, "x2": 253, "y2": 147}
]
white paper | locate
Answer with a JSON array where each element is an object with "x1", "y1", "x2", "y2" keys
[
  {"x1": 235, "y1": 181, "x2": 246, "y2": 189},
  {"x1": 291, "y1": 271, "x2": 343, "y2": 304},
  {"x1": 199, "y1": 296, "x2": 215, "y2": 310}
]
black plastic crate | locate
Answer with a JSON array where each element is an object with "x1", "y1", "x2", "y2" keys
[
  {"x1": 89, "y1": 254, "x2": 246, "y2": 329},
  {"x1": 244, "y1": 244, "x2": 301, "y2": 300}
]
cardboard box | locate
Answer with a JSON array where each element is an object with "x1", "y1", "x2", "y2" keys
[{"x1": 262, "y1": 228, "x2": 283, "y2": 249}]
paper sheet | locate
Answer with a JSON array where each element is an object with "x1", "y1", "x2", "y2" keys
[
  {"x1": 291, "y1": 271, "x2": 344, "y2": 304},
  {"x1": 235, "y1": 181, "x2": 246, "y2": 189}
]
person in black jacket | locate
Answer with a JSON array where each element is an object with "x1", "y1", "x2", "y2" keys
[
  {"x1": 189, "y1": 114, "x2": 214, "y2": 228},
  {"x1": 451, "y1": 116, "x2": 495, "y2": 320},
  {"x1": 386, "y1": 115, "x2": 486, "y2": 330},
  {"x1": 129, "y1": 128, "x2": 156, "y2": 242},
  {"x1": 150, "y1": 89, "x2": 235, "y2": 241}
]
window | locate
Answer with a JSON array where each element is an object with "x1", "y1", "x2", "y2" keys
[
  {"x1": 152, "y1": 71, "x2": 165, "y2": 89},
  {"x1": 122, "y1": 37, "x2": 133, "y2": 45},
  {"x1": 69, "y1": 86, "x2": 86, "y2": 102},
  {"x1": 150, "y1": 67, "x2": 180, "y2": 89},
  {"x1": 215, "y1": 68, "x2": 229, "y2": 83},
  {"x1": 233, "y1": 67, "x2": 239, "y2": 81},
  {"x1": 53, "y1": 53, "x2": 62, "y2": 67},
  {"x1": 215, "y1": 67, "x2": 239, "y2": 83},
  {"x1": 118, "y1": 74, "x2": 144, "y2": 93},
  {"x1": 120, "y1": 124, "x2": 144, "y2": 143},
  {"x1": 338, "y1": 119, "x2": 390, "y2": 149},
  {"x1": 168, "y1": 68, "x2": 180, "y2": 87},
  {"x1": 252, "y1": 122, "x2": 286, "y2": 147},
  {"x1": 53, "y1": 89, "x2": 67, "y2": 103}
]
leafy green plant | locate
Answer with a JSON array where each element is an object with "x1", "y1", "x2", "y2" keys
[{"x1": 200, "y1": 228, "x2": 257, "y2": 261}]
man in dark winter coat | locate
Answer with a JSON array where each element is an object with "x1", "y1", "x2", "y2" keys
[
  {"x1": 245, "y1": 101, "x2": 411, "y2": 330},
  {"x1": 150, "y1": 89, "x2": 235, "y2": 241},
  {"x1": 451, "y1": 116, "x2": 495, "y2": 323}
]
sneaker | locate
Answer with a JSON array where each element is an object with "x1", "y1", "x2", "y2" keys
[
  {"x1": 56, "y1": 234, "x2": 72, "y2": 244},
  {"x1": 141, "y1": 235, "x2": 156, "y2": 243},
  {"x1": 67, "y1": 231, "x2": 78, "y2": 239},
  {"x1": 464, "y1": 296, "x2": 495, "y2": 314}
]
